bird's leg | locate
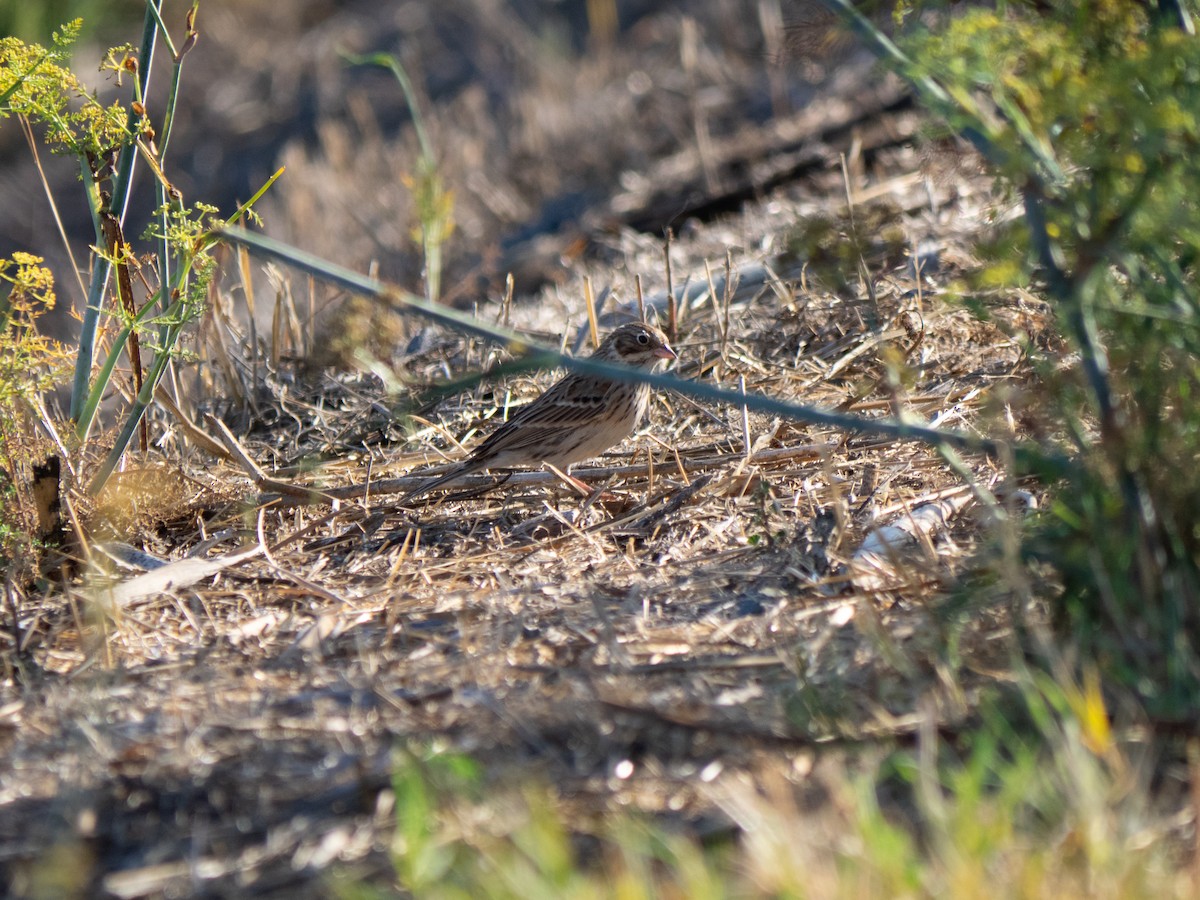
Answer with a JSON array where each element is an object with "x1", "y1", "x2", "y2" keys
[
  {"x1": 544, "y1": 462, "x2": 592, "y2": 497},
  {"x1": 545, "y1": 463, "x2": 636, "y2": 513}
]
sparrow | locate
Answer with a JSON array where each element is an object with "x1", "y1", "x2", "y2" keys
[{"x1": 403, "y1": 321, "x2": 676, "y2": 501}]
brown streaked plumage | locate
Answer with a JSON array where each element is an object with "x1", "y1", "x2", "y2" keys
[{"x1": 403, "y1": 321, "x2": 676, "y2": 501}]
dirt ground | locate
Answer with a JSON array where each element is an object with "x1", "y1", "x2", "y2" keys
[{"x1": 1, "y1": 2, "x2": 1058, "y2": 896}]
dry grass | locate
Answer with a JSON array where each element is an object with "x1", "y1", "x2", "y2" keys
[
  {"x1": 0, "y1": 116, "x2": 1067, "y2": 894},
  {"x1": 11, "y1": 3, "x2": 1161, "y2": 896}
]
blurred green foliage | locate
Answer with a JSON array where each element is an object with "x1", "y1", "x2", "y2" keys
[
  {"x1": 344, "y1": 702, "x2": 1180, "y2": 900},
  {"x1": 0, "y1": 0, "x2": 142, "y2": 42},
  {"x1": 890, "y1": 0, "x2": 1200, "y2": 714}
]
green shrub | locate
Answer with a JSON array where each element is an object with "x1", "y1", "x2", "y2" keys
[
  {"x1": 0, "y1": 9, "x2": 277, "y2": 499},
  {"x1": 863, "y1": 0, "x2": 1200, "y2": 713}
]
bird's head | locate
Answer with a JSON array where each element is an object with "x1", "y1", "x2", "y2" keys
[{"x1": 595, "y1": 321, "x2": 677, "y2": 369}]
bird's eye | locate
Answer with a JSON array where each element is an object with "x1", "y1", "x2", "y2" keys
[{"x1": 637, "y1": 333, "x2": 649, "y2": 345}]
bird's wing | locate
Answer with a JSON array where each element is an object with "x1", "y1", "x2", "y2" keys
[
  {"x1": 505, "y1": 375, "x2": 610, "y2": 426},
  {"x1": 474, "y1": 376, "x2": 612, "y2": 453}
]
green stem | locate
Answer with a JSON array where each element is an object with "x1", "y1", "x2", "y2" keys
[
  {"x1": 86, "y1": 171, "x2": 283, "y2": 493},
  {"x1": 88, "y1": 323, "x2": 182, "y2": 495},
  {"x1": 70, "y1": 0, "x2": 164, "y2": 429},
  {"x1": 74, "y1": 285, "x2": 181, "y2": 446}
]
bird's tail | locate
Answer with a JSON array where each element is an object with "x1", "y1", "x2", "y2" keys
[{"x1": 401, "y1": 461, "x2": 474, "y2": 503}]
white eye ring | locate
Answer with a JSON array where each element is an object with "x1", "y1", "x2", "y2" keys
[{"x1": 637, "y1": 333, "x2": 649, "y2": 344}]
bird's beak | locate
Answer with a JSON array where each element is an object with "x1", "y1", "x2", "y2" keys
[{"x1": 653, "y1": 345, "x2": 677, "y2": 361}]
